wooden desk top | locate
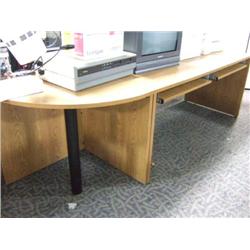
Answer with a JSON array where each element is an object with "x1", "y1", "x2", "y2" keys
[{"x1": 5, "y1": 52, "x2": 250, "y2": 109}]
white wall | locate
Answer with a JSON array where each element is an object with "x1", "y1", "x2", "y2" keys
[{"x1": 222, "y1": 31, "x2": 249, "y2": 54}]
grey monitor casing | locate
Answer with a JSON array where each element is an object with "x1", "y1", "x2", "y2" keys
[{"x1": 123, "y1": 31, "x2": 182, "y2": 74}]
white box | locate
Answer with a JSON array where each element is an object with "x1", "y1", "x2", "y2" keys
[{"x1": 72, "y1": 31, "x2": 124, "y2": 58}]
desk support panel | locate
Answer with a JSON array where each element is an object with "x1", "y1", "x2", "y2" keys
[
  {"x1": 185, "y1": 66, "x2": 249, "y2": 117},
  {"x1": 1, "y1": 104, "x2": 68, "y2": 184},
  {"x1": 64, "y1": 109, "x2": 82, "y2": 194},
  {"x1": 79, "y1": 95, "x2": 157, "y2": 184}
]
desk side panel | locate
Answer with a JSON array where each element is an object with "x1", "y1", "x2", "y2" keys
[
  {"x1": 79, "y1": 96, "x2": 156, "y2": 184},
  {"x1": 1, "y1": 104, "x2": 68, "y2": 183},
  {"x1": 185, "y1": 66, "x2": 249, "y2": 117}
]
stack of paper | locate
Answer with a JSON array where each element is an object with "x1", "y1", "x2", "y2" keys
[{"x1": 0, "y1": 75, "x2": 43, "y2": 102}]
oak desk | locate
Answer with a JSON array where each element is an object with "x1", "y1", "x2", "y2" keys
[{"x1": 2, "y1": 52, "x2": 250, "y2": 194}]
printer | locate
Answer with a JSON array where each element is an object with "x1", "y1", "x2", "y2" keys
[{"x1": 42, "y1": 51, "x2": 136, "y2": 91}]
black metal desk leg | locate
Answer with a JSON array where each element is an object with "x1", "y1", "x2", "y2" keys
[{"x1": 64, "y1": 109, "x2": 82, "y2": 195}]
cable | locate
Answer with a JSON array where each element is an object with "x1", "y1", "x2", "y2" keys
[
  {"x1": 245, "y1": 32, "x2": 250, "y2": 90},
  {"x1": 246, "y1": 32, "x2": 250, "y2": 53},
  {"x1": 31, "y1": 56, "x2": 43, "y2": 70},
  {"x1": 31, "y1": 31, "x2": 61, "y2": 72},
  {"x1": 31, "y1": 48, "x2": 61, "y2": 73},
  {"x1": 45, "y1": 31, "x2": 61, "y2": 48},
  {"x1": 31, "y1": 32, "x2": 75, "y2": 73}
]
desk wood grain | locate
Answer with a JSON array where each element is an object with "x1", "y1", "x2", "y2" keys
[
  {"x1": 79, "y1": 95, "x2": 157, "y2": 184},
  {"x1": 1, "y1": 104, "x2": 68, "y2": 183},
  {"x1": 186, "y1": 66, "x2": 249, "y2": 117}
]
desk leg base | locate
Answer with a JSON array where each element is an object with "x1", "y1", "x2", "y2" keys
[{"x1": 64, "y1": 109, "x2": 82, "y2": 195}]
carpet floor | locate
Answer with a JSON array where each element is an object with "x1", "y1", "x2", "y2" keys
[{"x1": 1, "y1": 91, "x2": 250, "y2": 218}]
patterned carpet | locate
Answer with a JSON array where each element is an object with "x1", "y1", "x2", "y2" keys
[{"x1": 1, "y1": 91, "x2": 250, "y2": 218}]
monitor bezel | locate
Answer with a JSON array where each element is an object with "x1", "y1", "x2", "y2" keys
[{"x1": 135, "y1": 31, "x2": 182, "y2": 63}]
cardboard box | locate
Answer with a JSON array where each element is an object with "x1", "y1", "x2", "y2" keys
[{"x1": 68, "y1": 31, "x2": 124, "y2": 58}]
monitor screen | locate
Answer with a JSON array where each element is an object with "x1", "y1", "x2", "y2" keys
[{"x1": 141, "y1": 32, "x2": 178, "y2": 56}]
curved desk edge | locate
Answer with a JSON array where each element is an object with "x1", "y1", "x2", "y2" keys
[{"x1": 4, "y1": 52, "x2": 250, "y2": 110}]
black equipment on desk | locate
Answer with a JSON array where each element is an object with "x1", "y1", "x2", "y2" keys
[{"x1": 123, "y1": 31, "x2": 182, "y2": 74}]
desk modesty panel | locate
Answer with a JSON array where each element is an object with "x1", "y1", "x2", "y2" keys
[{"x1": 1, "y1": 52, "x2": 250, "y2": 186}]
